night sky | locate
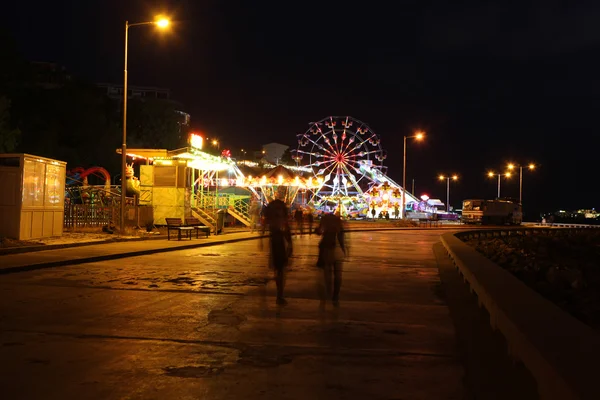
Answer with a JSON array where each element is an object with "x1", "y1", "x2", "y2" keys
[{"x1": 5, "y1": 1, "x2": 599, "y2": 215}]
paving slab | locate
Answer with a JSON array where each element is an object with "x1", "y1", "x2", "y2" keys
[{"x1": 0, "y1": 230, "x2": 465, "y2": 399}]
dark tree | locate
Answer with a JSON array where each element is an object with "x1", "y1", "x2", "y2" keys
[
  {"x1": 280, "y1": 148, "x2": 293, "y2": 165},
  {"x1": 126, "y1": 99, "x2": 185, "y2": 150},
  {"x1": 13, "y1": 81, "x2": 120, "y2": 173},
  {"x1": 0, "y1": 96, "x2": 20, "y2": 152}
]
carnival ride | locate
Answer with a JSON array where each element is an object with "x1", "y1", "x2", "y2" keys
[
  {"x1": 65, "y1": 166, "x2": 113, "y2": 205},
  {"x1": 65, "y1": 164, "x2": 141, "y2": 206},
  {"x1": 294, "y1": 116, "x2": 422, "y2": 217},
  {"x1": 240, "y1": 164, "x2": 320, "y2": 207}
]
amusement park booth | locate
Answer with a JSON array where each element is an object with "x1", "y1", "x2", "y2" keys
[
  {"x1": 0, "y1": 154, "x2": 66, "y2": 240},
  {"x1": 118, "y1": 145, "x2": 249, "y2": 231}
]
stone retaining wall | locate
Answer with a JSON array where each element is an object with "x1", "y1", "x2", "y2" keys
[{"x1": 441, "y1": 228, "x2": 600, "y2": 400}]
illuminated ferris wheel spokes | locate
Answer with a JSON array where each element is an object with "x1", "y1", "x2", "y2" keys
[{"x1": 295, "y1": 116, "x2": 386, "y2": 209}]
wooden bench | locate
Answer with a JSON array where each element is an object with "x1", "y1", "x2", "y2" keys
[
  {"x1": 165, "y1": 218, "x2": 195, "y2": 241},
  {"x1": 185, "y1": 218, "x2": 211, "y2": 238}
]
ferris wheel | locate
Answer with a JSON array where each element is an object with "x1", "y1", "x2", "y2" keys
[{"x1": 294, "y1": 116, "x2": 387, "y2": 210}]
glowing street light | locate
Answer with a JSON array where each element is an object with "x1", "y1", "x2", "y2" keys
[
  {"x1": 155, "y1": 17, "x2": 170, "y2": 28},
  {"x1": 121, "y1": 15, "x2": 171, "y2": 234},
  {"x1": 507, "y1": 162, "x2": 536, "y2": 203},
  {"x1": 438, "y1": 174, "x2": 458, "y2": 212},
  {"x1": 402, "y1": 131, "x2": 425, "y2": 219},
  {"x1": 488, "y1": 171, "x2": 511, "y2": 198}
]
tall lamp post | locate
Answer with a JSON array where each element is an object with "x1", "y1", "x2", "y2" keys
[
  {"x1": 402, "y1": 131, "x2": 424, "y2": 219},
  {"x1": 120, "y1": 16, "x2": 170, "y2": 234},
  {"x1": 438, "y1": 174, "x2": 458, "y2": 212},
  {"x1": 507, "y1": 163, "x2": 535, "y2": 203},
  {"x1": 487, "y1": 171, "x2": 511, "y2": 198}
]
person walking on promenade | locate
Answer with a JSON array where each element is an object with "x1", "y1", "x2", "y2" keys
[
  {"x1": 262, "y1": 196, "x2": 293, "y2": 305},
  {"x1": 316, "y1": 212, "x2": 347, "y2": 307},
  {"x1": 306, "y1": 208, "x2": 314, "y2": 235},
  {"x1": 250, "y1": 199, "x2": 261, "y2": 233},
  {"x1": 294, "y1": 207, "x2": 304, "y2": 235}
]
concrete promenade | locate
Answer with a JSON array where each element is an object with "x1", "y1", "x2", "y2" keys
[{"x1": 0, "y1": 229, "x2": 537, "y2": 399}]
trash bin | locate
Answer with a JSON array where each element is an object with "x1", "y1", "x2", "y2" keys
[{"x1": 216, "y1": 209, "x2": 227, "y2": 234}]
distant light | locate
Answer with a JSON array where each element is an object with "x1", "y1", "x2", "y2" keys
[
  {"x1": 415, "y1": 131, "x2": 425, "y2": 140},
  {"x1": 439, "y1": 175, "x2": 445, "y2": 180},
  {"x1": 189, "y1": 133, "x2": 203, "y2": 149},
  {"x1": 452, "y1": 175, "x2": 458, "y2": 180},
  {"x1": 488, "y1": 172, "x2": 494, "y2": 177},
  {"x1": 506, "y1": 172, "x2": 512, "y2": 177},
  {"x1": 529, "y1": 163, "x2": 536, "y2": 170},
  {"x1": 420, "y1": 194, "x2": 429, "y2": 201},
  {"x1": 212, "y1": 139, "x2": 218, "y2": 146},
  {"x1": 507, "y1": 163, "x2": 515, "y2": 170}
]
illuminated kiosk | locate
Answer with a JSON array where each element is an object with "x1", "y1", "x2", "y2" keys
[
  {"x1": 0, "y1": 154, "x2": 66, "y2": 240},
  {"x1": 363, "y1": 181, "x2": 403, "y2": 218},
  {"x1": 364, "y1": 183, "x2": 442, "y2": 219},
  {"x1": 117, "y1": 134, "x2": 249, "y2": 231}
]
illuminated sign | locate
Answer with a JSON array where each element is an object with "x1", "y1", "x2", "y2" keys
[{"x1": 189, "y1": 133, "x2": 203, "y2": 150}]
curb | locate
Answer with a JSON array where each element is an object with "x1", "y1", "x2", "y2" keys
[
  {"x1": 0, "y1": 234, "x2": 269, "y2": 276},
  {"x1": 0, "y1": 235, "x2": 167, "y2": 256}
]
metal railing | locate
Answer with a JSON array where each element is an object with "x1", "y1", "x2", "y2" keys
[
  {"x1": 456, "y1": 225, "x2": 600, "y2": 242},
  {"x1": 231, "y1": 197, "x2": 250, "y2": 221}
]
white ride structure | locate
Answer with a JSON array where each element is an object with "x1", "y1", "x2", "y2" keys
[{"x1": 294, "y1": 116, "x2": 420, "y2": 216}]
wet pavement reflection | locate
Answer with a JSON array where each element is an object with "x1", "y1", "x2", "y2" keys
[{"x1": 0, "y1": 230, "x2": 464, "y2": 399}]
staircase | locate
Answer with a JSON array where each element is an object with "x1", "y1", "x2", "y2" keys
[
  {"x1": 191, "y1": 207, "x2": 217, "y2": 233},
  {"x1": 228, "y1": 197, "x2": 252, "y2": 227},
  {"x1": 194, "y1": 192, "x2": 252, "y2": 230}
]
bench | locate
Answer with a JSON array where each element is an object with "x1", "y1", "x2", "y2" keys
[
  {"x1": 185, "y1": 218, "x2": 211, "y2": 238},
  {"x1": 165, "y1": 218, "x2": 195, "y2": 241}
]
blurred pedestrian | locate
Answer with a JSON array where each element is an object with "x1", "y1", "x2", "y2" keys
[
  {"x1": 249, "y1": 199, "x2": 261, "y2": 233},
  {"x1": 306, "y1": 209, "x2": 314, "y2": 235},
  {"x1": 316, "y1": 212, "x2": 347, "y2": 307},
  {"x1": 294, "y1": 207, "x2": 304, "y2": 235},
  {"x1": 262, "y1": 196, "x2": 293, "y2": 305}
]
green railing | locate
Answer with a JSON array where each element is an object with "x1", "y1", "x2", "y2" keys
[
  {"x1": 195, "y1": 193, "x2": 250, "y2": 209},
  {"x1": 232, "y1": 197, "x2": 251, "y2": 221}
]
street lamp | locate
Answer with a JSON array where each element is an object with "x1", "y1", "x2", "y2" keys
[
  {"x1": 121, "y1": 16, "x2": 170, "y2": 234},
  {"x1": 507, "y1": 163, "x2": 535, "y2": 203},
  {"x1": 402, "y1": 131, "x2": 424, "y2": 219},
  {"x1": 438, "y1": 174, "x2": 458, "y2": 212},
  {"x1": 487, "y1": 171, "x2": 512, "y2": 198}
]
